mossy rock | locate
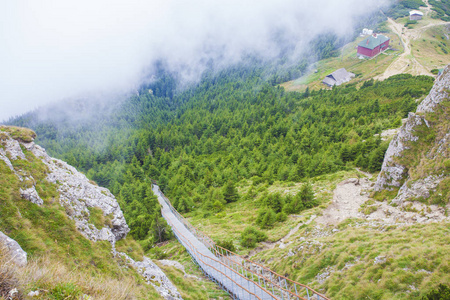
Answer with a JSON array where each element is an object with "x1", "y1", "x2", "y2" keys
[{"x1": 0, "y1": 126, "x2": 36, "y2": 143}]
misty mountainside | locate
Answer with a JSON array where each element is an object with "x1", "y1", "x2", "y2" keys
[
  {"x1": 0, "y1": 126, "x2": 229, "y2": 300},
  {"x1": 8, "y1": 61, "x2": 449, "y2": 298},
  {"x1": 3, "y1": 0, "x2": 450, "y2": 299},
  {"x1": 10, "y1": 66, "x2": 435, "y2": 240}
]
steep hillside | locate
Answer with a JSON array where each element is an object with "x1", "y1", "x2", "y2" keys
[
  {"x1": 0, "y1": 126, "x2": 226, "y2": 300},
  {"x1": 375, "y1": 65, "x2": 449, "y2": 206}
]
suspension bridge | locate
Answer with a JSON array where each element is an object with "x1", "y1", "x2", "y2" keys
[{"x1": 153, "y1": 184, "x2": 330, "y2": 300}]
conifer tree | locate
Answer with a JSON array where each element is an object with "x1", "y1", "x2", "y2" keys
[{"x1": 223, "y1": 180, "x2": 239, "y2": 203}]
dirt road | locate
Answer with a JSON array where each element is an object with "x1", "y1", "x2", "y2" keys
[
  {"x1": 376, "y1": 2, "x2": 450, "y2": 81},
  {"x1": 376, "y1": 18, "x2": 434, "y2": 80}
]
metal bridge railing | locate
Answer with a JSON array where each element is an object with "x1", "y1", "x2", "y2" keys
[
  {"x1": 162, "y1": 209, "x2": 271, "y2": 300},
  {"x1": 155, "y1": 184, "x2": 330, "y2": 300}
]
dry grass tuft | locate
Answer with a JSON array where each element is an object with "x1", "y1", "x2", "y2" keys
[
  {"x1": 14, "y1": 255, "x2": 157, "y2": 300},
  {"x1": 0, "y1": 245, "x2": 23, "y2": 300},
  {"x1": 0, "y1": 242, "x2": 160, "y2": 300}
]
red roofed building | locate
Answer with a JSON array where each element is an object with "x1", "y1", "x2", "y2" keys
[{"x1": 357, "y1": 34, "x2": 390, "y2": 58}]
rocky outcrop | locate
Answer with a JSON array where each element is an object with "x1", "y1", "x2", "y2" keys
[
  {"x1": 115, "y1": 251, "x2": 182, "y2": 300},
  {"x1": 374, "y1": 65, "x2": 450, "y2": 202},
  {"x1": 20, "y1": 187, "x2": 44, "y2": 205},
  {"x1": 29, "y1": 141, "x2": 130, "y2": 243},
  {"x1": 0, "y1": 231, "x2": 27, "y2": 266},
  {"x1": 374, "y1": 113, "x2": 427, "y2": 191},
  {"x1": 392, "y1": 175, "x2": 444, "y2": 205},
  {"x1": 0, "y1": 130, "x2": 129, "y2": 243}
]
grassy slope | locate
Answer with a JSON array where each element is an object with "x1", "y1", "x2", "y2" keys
[
  {"x1": 412, "y1": 25, "x2": 450, "y2": 73},
  {"x1": 280, "y1": 31, "x2": 402, "y2": 92},
  {"x1": 0, "y1": 134, "x2": 162, "y2": 299},
  {"x1": 255, "y1": 220, "x2": 450, "y2": 300},
  {"x1": 183, "y1": 170, "x2": 450, "y2": 299},
  {"x1": 281, "y1": 7, "x2": 449, "y2": 93},
  {"x1": 186, "y1": 171, "x2": 363, "y2": 254}
]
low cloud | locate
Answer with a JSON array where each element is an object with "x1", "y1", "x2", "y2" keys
[{"x1": 0, "y1": 0, "x2": 390, "y2": 121}]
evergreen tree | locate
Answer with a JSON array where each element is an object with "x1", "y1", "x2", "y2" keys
[
  {"x1": 150, "y1": 212, "x2": 171, "y2": 244},
  {"x1": 223, "y1": 180, "x2": 239, "y2": 203}
]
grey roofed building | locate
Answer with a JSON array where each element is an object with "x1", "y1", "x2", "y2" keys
[
  {"x1": 322, "y1": 68, "x2": 355, "y2": 87},
  {"x1": 409, "y1": 10, "x2": 424, "y2": 20}
]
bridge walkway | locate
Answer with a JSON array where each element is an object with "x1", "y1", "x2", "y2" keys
[{"x1": 152, "y1": 184, "x2": 329, "y2": 300}]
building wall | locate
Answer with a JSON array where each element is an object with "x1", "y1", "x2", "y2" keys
[
  {"x1": 357, "y1": 39, "x2": 390, "y2": 57},
  {"x1": 357, "y1": 46, "x2": 374, "y2": 57},
  {"x1": 410, "y1": 14, "x2": 422, "y2": 20}
]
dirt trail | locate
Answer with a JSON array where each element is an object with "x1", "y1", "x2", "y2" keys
[
  {"x1": 376, "y1": 17, "x2": 434, "y2": 80},
  {"x1": 423, "y1": 0, "x2": 433, "y2": 16},
  {"x1": 315, "y1": 170, "x2": 449, "y2": 226},
  {"x1": 375, "y1": 8, "x2": 450, "y2": 81},
  {"x1": 315, "y1": 177, "x2": 372, "y2": 226}
]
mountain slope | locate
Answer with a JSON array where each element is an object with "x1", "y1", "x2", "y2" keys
[
  {"x1": 375, "y1": 65, "x2": 450, "y2": 206},
  {"x1": 0, "y1": 126, "x2": 173, "y2": 299}
]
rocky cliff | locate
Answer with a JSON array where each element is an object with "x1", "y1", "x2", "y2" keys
[
  {"x1": 374, "y1": 65, "x2": 450, "y2": 205},
  {"x1": 0, "y1": 126, "x2": 130, "y2": 244}
]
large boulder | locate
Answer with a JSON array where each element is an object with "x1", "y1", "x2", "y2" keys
[{"x1": 0, "y1": 231, "x2": 27, "y2": 267}]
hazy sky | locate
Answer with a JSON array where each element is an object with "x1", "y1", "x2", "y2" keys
[{"x1": 0, "y1": 0, "x2": 389, "y2": 121}]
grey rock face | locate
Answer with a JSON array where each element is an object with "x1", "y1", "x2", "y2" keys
[
  {"x1": 0, "y1": 148, "x2": 16, "y2": 172},
  {"x1": 0, "y1": 231, "x2": 27, "y2": 266},
  {"x1": 392, "y1": 175, "x2": 443, "y2": 205},
  {"x1": 0, "y1": 131, "x2": 129, "y2": 243},
  {"x1": 30, "y1": 143, "x2": 130, "y2": 243},
  {"x1": 20, "y1": 186, "x2": 44, "y2": 205},
  {"x1": 2, "y1": 136, "x2": 26, "y2": 160},
  {"x1": 116, "y1": 251, "x2": 182, "y2": 300},
  {"x1": 374, "y1": 113, "x2": 427, "y2": 191},
  {"x1": 375, "y1": 65, "x2": 450, "y2": 195}
]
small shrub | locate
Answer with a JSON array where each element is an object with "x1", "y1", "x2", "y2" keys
[
  {"x1": 49, "y1": 282, "x2": 83, "y2": 300},
  {"x1": 150, "y1": 247, "x2": 168, "y2": 260},
  {"x1": 276, "y1": 211, "x2": 287, "y2": 222},
  {"x1": 240, "y1": 227, "x2": 267, "y2": 248},
  {"x1": 422, "y1": 284, "x2": 450, "y2": 300},
  {"x1": 213, "y1": 200, "x2": 224, "y2": 213},
  {"x1": 256, "y1": 209, "x2": 276, "y2": 228},
  {"x1": 216, "y1": 239, "x2": 236, "y2": 253}
]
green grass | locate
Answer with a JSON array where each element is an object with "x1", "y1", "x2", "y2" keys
[
  {"x1": 115, "y1": 237, "x2": 145, "y2": 261},
  {"x1": 0, "y1": 125, "x2": 36, "y2": 143},
  {"x1": 88, "y1": 206, "x2": 107, "y2": 230},
  {"x1": 252, "y1": 221, "x2": 450, "y2": 299},
  {"x1": 0, "y1": 139, "x2": 163, "y2": 299},
  {"x1": 280, "y1": 33, "x2": 401, "y2": 92},
  {"x1": 177, "y1": 163, "x2": 449, "y2": 299},
  {"x1": 412, "y1": 25, "x2": 450, "y2": 71},
  {"x1": 186, "y1": 170, "x2": 370, "y2": 254}
]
